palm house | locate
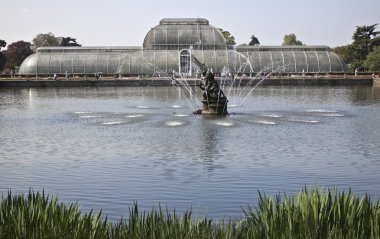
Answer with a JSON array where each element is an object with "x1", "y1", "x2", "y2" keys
[{"x1": 18, "y1": 18, "x2": 347, "y2": 76}]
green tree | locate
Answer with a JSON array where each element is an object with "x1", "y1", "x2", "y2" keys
[
  {"x1": 282, "y1": 33, "x2": 303, "y2": 46},
  {"x1": 218, "y1": 29, "x2": 236, "y2": 47},
  {"x1": 364, "y1": 46, "x2": 380, "y2": 71},
  {"x1": 3, "y1": 41, "x2": 33, "y2": 71},
  {"x1": 249, "y1": 35, "x2": 260, "y2": 46},
  {"x1": 349, "y1": 24, "x2": 380, "y2": 70},
  {"x1": 57, "y1": 37, "x2": 81, "y2": 46},
  {"x1": 373, "y1": 36, "x2": 380, "y2": 48},
  {"x1": 0, "y1": 52, "x2": 5, "y2": 71},
  {"x1": 0, "y1": 39, "x2": 6, "y2": 49},
  {"x1": 0, "y1": 39, "x2": 6, "y2": 71},
  {"x1": 32, "y1": 32, "x2": 59, "y2": 49},
  {"x1": 333, "y1": 45, "x2": 354, "y2": 63}
]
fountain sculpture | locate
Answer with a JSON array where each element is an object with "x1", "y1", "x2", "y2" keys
[{"x1": 194, "y1": 71, "x2": 228, "y2": 116}]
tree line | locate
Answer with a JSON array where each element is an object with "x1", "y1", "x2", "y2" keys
[
  {"x1": 333, "y1": 24, "x2": 380, "y2": 72},
  {"x1": 0, "y1": 33, "x2": 81, "y2": 74},
  {"x1": 1, "y1": 24, "x2": 379, "y2": 74}
]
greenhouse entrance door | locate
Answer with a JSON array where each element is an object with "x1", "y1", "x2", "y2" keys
[{"x1": 179, "y1": 50, "x2": 191, "y2": 77}]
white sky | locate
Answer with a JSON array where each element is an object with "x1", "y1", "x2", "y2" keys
[{"x1": 1, "y1": 0, "x2": 379, "y2": 48}]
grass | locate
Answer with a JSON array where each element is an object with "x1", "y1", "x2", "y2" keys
[{"x1": 1, "y1": 187, "x2": 380, "y2": 238}]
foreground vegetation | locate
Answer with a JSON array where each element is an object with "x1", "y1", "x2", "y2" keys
[{"x1": 1, "y1": 187, "x2": 380, "y2": 238}]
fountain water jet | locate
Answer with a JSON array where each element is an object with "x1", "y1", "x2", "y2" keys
[{"x1": 170, "y1": 66, "x2": 284, "y2": 116}]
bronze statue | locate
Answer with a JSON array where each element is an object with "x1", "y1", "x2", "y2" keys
[
  {"x1": 196, "y1": 71, "x2": 228, "y2": 115},
  {"x1": 199, "y1": 71, "x2": 227, "y2": 102}
]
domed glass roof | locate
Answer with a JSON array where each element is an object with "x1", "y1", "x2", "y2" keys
[{"x1": 143, "y1": 18, "x2": 227, "y2": 50}]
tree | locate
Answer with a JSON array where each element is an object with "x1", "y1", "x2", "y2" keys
[
  {"x1": 0, "y1": 52, "x2": 5, "y2": 71},
  {"x1": 0, "y1": 39, "x2": 6, "y2": 49},
  {"x1": 218, "y1": 29, "x2": 236, "y2": 47},
  {"x1": 333, "y1": 45, "x2": 354, "y2": 64},
  {"x1": 57, "y1": 37, "x2": 81, "y2": 46},
  {"x1": 3, "y1": 41, "x2": 33, "y2": 71},
  {"x1": 373, "y1": 36, "x2": 380, "y2": 48},
  {"x1": 349, "y1": 24, "x2": 380, "y2": 70},
  {"x1": 364, "y1": 46, "x2": 380, "y2": 71},
  {"x1": 248, "y1": 35, "x2": 260, "y2": 46},
  {"x1": 32, "y1": 32, "x2": 59, "y2": 49},
  {"x1": 0, "y1": 39, "x2": 6, "y2": 71},
  {"x1": 282, "y1": 33, "x2": 303, "y2": 46}
]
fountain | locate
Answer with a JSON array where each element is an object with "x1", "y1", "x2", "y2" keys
[
  {"x1": 169, "y1": 64, "x2": 279, "y2": 116},
  {"x1": 141, "y1": 48, "x2": 289, "y2": 117}
]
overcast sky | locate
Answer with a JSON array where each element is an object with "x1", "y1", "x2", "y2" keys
[{"x1": 1, "y1": 0, "x2": 379, "y2": 48}]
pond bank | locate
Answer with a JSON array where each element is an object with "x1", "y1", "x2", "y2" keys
[{"x1": 0, "y1": 76, "x2": 375, "y2": 87}]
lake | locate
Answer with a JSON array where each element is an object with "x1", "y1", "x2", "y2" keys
[{"x1": 1, "y1": 85, "x2": 380, "y2": 221}]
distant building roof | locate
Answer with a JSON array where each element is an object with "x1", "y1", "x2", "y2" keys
[
  {"x1": 36, "y1": 46, "x2": 141, "y2": 53},
  {"x1": 159, "y1": 18, "x2": 209, "y2": 25},
  {"x1": 143, "y1": 18, "x2": 226, "y2": 50},
  {"x1": 236, "y1": 45, "x2": 331, "y2": 51}
]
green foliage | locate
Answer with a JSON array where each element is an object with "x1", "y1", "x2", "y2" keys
[
  {"x1": 364, "y1": 46, "x2": 380, "y2": 71},
  {"x1": 58, "y1": 37, "x2": 81, "y2": 47},
  {"x1": 248, "y1": 35, "x2": 260, "y2": 46},
  {"x1": 219, "y1": 29, "x2": 236, "y2": 47},
  {"x1": 32, "y1": 33, "x2": 82, "y2": 50},
  {"x1": 32, "y1": 32, "x2": 59, "y2": 49},
  {"x1": 243, "y1": 186, "x2": 380, "y2": 238},
  {"x1": 0, "y1": 39, "x2": 6, "y2": 49},
  {"x1": 372, "y1": 36, "x2": 380, "y2": 48},
  {"x1": 0, "y1": 40, "x2": 6, "y2": 71},
  {"x1": 0, "y1": 52, "x2": 5, "y2": 71},
  {"x1": 2, "y1": 41, "x2": 33, "y2": 71},
  {"x1": 0, "y1": 190, "x2": 109, "y2": 239},
  {"x1": 352, "y1": 24, "x2": 379, "y2": 43},
  {"x1": 1, "y1": 187, "x2": 380, "y2": 238},
  {"x1": 333, "y1": 45, "x2": 354, "y2": 64},
  {"x1": 282, "y1": 33, "x2": 303, "y2": 46},
  {"x1": 349, "y1": 24, "x2": 380, "y2": 70}
]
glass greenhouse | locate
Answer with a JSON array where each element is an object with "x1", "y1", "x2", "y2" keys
[{"x1": 18, "y1": 18, "x2": 347, "y2": 76}]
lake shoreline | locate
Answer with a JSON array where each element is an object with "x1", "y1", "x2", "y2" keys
[{"x1": 0, "y1": 75, "x2": 376, "y2": 87}]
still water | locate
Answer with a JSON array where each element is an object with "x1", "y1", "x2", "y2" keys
[{"x1": 1, "y1": 85, "x2": 380, "y2": 221}]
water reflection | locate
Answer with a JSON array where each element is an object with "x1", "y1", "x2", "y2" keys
[
  {"x1": 199, "y1": 122, "x2": 220, "y2": 173},
  {"x1": 350, "y1": 86, "x2": 380, "y2": 104}
]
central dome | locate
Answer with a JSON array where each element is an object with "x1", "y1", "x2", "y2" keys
[{"x1": 143, "y1": 18, "x2": 227, "y2": 50}]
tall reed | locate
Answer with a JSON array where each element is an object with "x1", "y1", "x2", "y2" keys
[
  {"x1": 242, "y1": 186, "x2": 380, "y2": 238},
  {"x1": 0, "y1": 190, "x2": 109, "y2": 239},
  {"x1": 1, "y1": 187, "x2": 380, "y2": 238}
]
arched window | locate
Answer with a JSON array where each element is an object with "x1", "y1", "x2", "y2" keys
[{"x1": 179, "y1": 50, "x2": 191, "y2": 76}]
